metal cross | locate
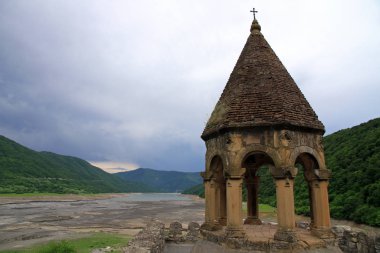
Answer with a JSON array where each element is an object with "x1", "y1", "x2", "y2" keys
[{"x1": 250, "y1": 8, "x2": 258, "y2": 20}]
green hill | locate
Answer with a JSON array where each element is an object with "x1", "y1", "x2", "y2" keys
[
  {"x1": 182, "y1": 118, "x2": 380, "y2": 226},
  {"x1": 324, "y1": 118, "x2": 380, "y2": 226},
  {"x1": 182, "y1": 183, "x2": 204, "y2": 197},
  {"x1": 115, "y1": 168, "x2": 202, "y2": 192},
  {"x1": 0, "y1": 135, "x2": 153, "y2": 194}
]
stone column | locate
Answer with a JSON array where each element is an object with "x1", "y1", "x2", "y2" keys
[
  {"x1": 244, "y1": 176, "x2": 262, "y2": 224},
  {"x1": 310, "y1": 179, "x2": 332, "y2": 238},
  {"x1": 202, "y1": 179, "x2": 211, "y2": 229},
  {"x1": 218, "y1": 181, "x2": 227, "y2": 226},
  {"x1": 225, "y1": 177, "x2": 245, "y2": 238},
  {"x1": 274, "y1": 177, "x2": 297, "y2": 242},
  {"x1": 308, "y1": 181, "x2": 315, "y2": 228},
  {"x1": 209, "y1": 179, "x2": 218, "y2": 226},
  {"x1": 202, "y1": 179, "x2": 218, "y2": 230}
]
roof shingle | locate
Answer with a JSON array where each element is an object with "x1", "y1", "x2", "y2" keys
[{"x1": 202, "y1": 19, "x2": 324, "y2": 140}]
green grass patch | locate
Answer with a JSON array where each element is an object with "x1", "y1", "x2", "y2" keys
[
  {"x1": 0, "y1": 233, "x2": 131, "y2": 253},
  {"x1": 259, "y1": 204, "x2": 276, "y2": 212},
  {"x1": 242, "y1": 202, "x2": 276, "y2": 213}
]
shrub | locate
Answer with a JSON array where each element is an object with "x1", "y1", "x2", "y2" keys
[{"x1": 38, "y1": 241, "x2": 76, "y2": 253}]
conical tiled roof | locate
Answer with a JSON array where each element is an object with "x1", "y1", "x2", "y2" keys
[{"x1": 202, "y1": 19, "x2": 324, "y2": 140}]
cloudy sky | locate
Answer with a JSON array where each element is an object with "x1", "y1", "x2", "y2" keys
[{"x1": 1, "y1": 0, "x2": 379, "y2": 173}]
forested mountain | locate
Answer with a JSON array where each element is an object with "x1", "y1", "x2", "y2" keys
[
  {"x1": 0, "y1": 135, "x2": 153, "y2": 194},
  {"x1": 116, "y1": 168, "x2": 202, "y2": 192},
  {"x1": 182, "y1": 118, "x2": 380, "y2": 226},
  {"x1": 324, "y1": 118, "x2": 380, "y2": 226}
]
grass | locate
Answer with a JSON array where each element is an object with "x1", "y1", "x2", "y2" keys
[
  {"x1": 242, "y1": 202, "x2": 276, "y2": 213},
  {"x1": 259, "y1": 204, "x2": 276, "y2": 212},
  {"x1": 0, "y1": 233, "x2": 131, "y2": 253}
]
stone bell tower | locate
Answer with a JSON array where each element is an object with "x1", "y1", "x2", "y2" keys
[{"x1": 201, "y1": 17, "x2": 332, "y2": 241}]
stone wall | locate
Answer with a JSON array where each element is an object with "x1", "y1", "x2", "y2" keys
[
  {"x1": 124, "y1": 222, "x2": 380, "y2": 253},
  {"x1": 332, "y1": 225, "x2": 380, "y2": 253},
  {"x1": 123, "y1": 221, "x2": 201, "y2": 253},
  {"x1": 124, "y1": 221, "x2": 165, "y2": 253}
]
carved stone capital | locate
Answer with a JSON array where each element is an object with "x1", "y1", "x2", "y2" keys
[
  {"x1": 316, "y1": 169, "x2": 331, "y2": 180},
  {"x1": 270, "y1": 166, "x2": 298, "y2": 179},
  {"x1": 201, "y1": 171, "x2": 213, "y2": 181},
  {"x1": 225, "y1": 167, "x2": 246, "y2": 179}
]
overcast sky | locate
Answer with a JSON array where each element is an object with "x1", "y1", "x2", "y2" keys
[{"x1": 1, "y1": 0, "x2": 379, "y2": 173}]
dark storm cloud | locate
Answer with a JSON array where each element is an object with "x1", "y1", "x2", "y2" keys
[{"x1": 0, "y1": 0, "x2": 379, "y2": 172}]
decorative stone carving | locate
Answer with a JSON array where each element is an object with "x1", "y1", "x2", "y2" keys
[
  {"x1": 270, "y1": 166, "x2": 298, "y2": 179},
  {"x1": 279, "y1": 130, "x2": 293, "y2": 147}
]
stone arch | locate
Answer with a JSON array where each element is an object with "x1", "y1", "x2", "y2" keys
[
  {"x1": 290, "y1": 146, "x2": 325, "y2": 171},
  {"x1": 208, "y1": 155, "x2": 227, "y2": 226},
  {"x1": 295, "y1": 153, "x2": 320, "y2": 180},
  {"x1": 237, "y1": 145, "x2": 281, "y2": 169},
  {"x1": 293, "y1": 151, "x2": 321, "y2": 229},
  {"x1": 209, "y1": 155, "x2": 223, "y2": 173},
  {"x1": 206, "y1": 152, "x2": 228, "y2": 176},
  {"x1": 240, "y1": 149, "x2": 276, "y2": 225}
]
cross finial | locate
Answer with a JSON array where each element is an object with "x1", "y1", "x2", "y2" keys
[{"x1": 250, "y1": 8, "x2": 258, "y2": 20}]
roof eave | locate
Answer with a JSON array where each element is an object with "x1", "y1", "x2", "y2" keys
[{"x1": 201, "y1": 123, "x2": 325, "y2": 141}]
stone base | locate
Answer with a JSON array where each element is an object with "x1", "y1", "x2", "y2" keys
[
  {"x1": 225, "y1": 226, "x2": 246, "y2": 238},
  {"x1": 218, "y1": 217, "x2": 227, "y2": 226},
  {"x1": 274, "y1": 229, "x2": 298, "y2": 243},
  {"x1": 201, "y1": 222, "x2": 222, "y2": 231},
  {"x1": 244, "y1": 217, "x2": 262, "y2": 225},
  {"x1": 311, "y1": 227, "x2": 335, "y2": 239}
]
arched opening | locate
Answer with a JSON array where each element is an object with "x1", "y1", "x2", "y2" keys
[
  {"x1": 210, "y1": 156, "x2": 227, "y2": 226},
  {"x1": 294, "y1": 153, "x2": 320, "y2": 228},
  {"x1": 242, "y1": 152, "x2": 275, "y2": 225}
]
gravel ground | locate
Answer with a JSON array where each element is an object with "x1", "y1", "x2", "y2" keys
[{"x1": 0, "y1": 193, "x2": 205, "y2": 251}]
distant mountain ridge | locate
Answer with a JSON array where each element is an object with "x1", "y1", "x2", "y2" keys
[
  {"x1": 0, "y1": 135, "x2": 153, "y2": 194},
  {"x1": 115, "y1": 168, "x2": 202, "y2": 192}
]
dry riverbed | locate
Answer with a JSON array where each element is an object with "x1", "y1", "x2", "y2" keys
[{"x1": 0, "y1": 193, "x2": 205, "y2": 251}]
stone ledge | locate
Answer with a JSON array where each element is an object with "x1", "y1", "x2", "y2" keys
[
  {"x1": 332, "y1": 225, "x2": 380, "y2": 253},
  {"x1": 124, "y1": 222, "x2": 380, "y2": 253},
  {"x1": 200, "y1": 225, "x2": 338, "y2": 252}
]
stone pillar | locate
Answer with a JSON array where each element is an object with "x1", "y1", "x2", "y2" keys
[
  {"x1": 202, "y1": 179, "x2": 211, "y2": 229},
  {"x1": 209, "y1": 179, "x2": 218, "y2": 226},
  {"x1": 202, "y1": 179, "x2": 218, "y2": 230},
  {"x1": 244, "y1": 176, "x2": 262, "y2": 224},
  {"x1": 225, "y1": 177, "x2": 245, "y2": 238},
  {"x1": 215, "y1": 181, "x2": 221, "y2": 222},
  {"x1": 308, "y1": 181, "x2": 314, "y2": 228},
  {"x1": 218, "y1": 181, "x2": 227, "y2": 226},
  {"x1": 274, "y1": 177, "x2": 297, "y2": 242},
  {"x1": 310, "y1": 179, "x2": 332, "y2": 238}
]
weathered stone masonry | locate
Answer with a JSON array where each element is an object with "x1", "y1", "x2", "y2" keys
[{"x1": 201, "y1": 18, "x2": 332, "y2": 241}]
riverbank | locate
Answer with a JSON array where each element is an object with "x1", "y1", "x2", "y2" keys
[
  {"x1": 0, "y1": 193, "x2": 204, "y2": 251},
  {"x1": 0, "y1": 193, "x2": 126, "y2": 204}
]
